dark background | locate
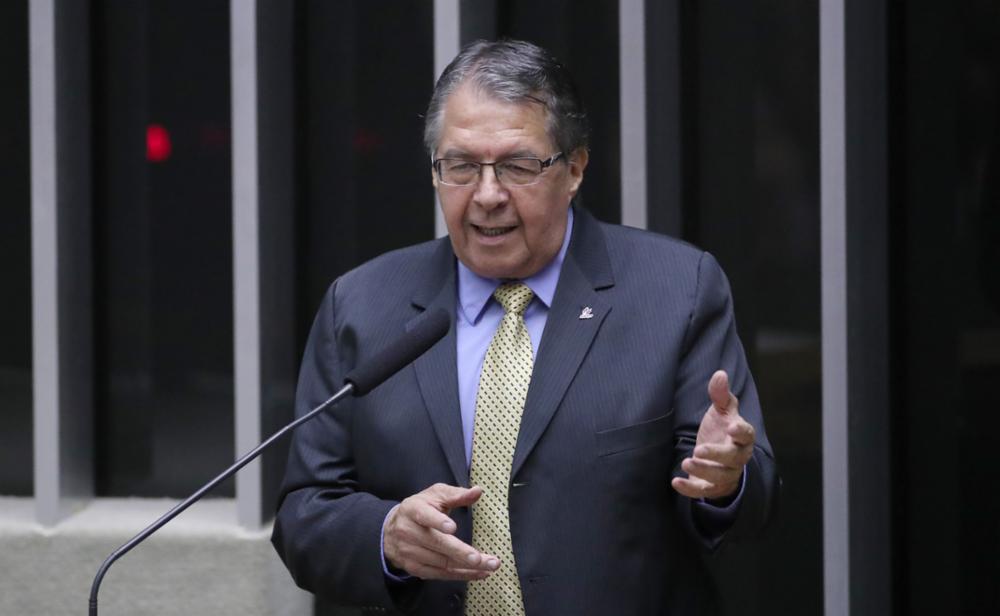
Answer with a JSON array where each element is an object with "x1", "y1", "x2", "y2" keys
[
  {"x1": 671, "y1": 2, "x2": 823, "y2": 614},
  {"x1": 0, "y1": 0, "x2": 32, "y2": 497},
  {"x1": 890, "y1": 0, "x2": 1000, "y2": 613},
  {"x1": 91, "y1": 1, "x2": 236, "y2": 496}
]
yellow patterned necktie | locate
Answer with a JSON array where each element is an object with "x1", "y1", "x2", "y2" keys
[{"x1": 466, "y1": 282, "x2": 534, "y2": 616}]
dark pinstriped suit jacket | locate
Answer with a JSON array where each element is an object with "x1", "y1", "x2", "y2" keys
[{"x1": 271, "y1": 207, "x2": 778, "y2": 615}]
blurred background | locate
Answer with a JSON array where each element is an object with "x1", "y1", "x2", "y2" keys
[{"x1": 1, "y1": 1, "x2": 997, "y2": 614}]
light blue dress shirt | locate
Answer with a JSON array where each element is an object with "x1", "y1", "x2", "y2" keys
[{"x1": 455, "y1": 209, "x2": 574, "y2": 466}]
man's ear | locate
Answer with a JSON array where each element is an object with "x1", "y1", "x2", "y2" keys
[{"x1": 566, "y1": 147, "x2": 589, "y2": 196}]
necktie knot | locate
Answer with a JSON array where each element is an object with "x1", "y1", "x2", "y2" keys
[{"x1": 493, "y1": 282, "x2": 533, "y2": 316}]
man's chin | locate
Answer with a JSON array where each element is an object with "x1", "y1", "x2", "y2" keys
[{"x1": 462, "y1": 254, "x2": 533, "y2": 280}]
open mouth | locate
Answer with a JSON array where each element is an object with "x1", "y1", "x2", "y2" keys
[{"x1": 472, "y1": 224, "x2": 516, "y2": 237}]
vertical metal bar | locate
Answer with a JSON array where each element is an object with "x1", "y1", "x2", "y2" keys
[
  {"x1": 30, "y1": 0, "x2": 61, "y2": 525},
  {"x1": 820, "y1": 0, "x2": 849, "y2": 614},
  {"x1": 619, "y1": 0, "x2": 647, "y2": 229},
  {"x1": 433, "y1": 0, "x2": 460, "y2": 238},
  {"x1": 232, "y1": 0, "x2": 263, "y2": 530},
  {"x1": 31, "y1": 0, "x2": 94, "y2": 526}
]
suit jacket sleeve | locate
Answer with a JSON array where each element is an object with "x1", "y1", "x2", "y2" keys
[
  {"x1": 671, "y1": 252, "x2": 779, "y2": 550},
  {"x1": 271, "y1": 281, "x2": 413, "y2": 610}
]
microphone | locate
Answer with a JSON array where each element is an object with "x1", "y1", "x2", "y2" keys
[
  {"x1": 345, "y1": 308, "x2": 450, "y2": 395},
  {"x1": 88, "y1": 308, "x2": 451, "y2": 616}
]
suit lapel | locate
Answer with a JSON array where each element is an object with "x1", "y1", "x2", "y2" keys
[
  {"x1": 409, "y1": 240, "x2": 469, "y2": 486},
  {"x1": 511, "y1": 208, "x2": 615, "y2": 479}
]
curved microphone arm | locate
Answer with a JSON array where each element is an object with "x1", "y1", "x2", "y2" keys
[
  {"x1": 88, "y1": 382, "x2": 355, "y2": 616},
  {"x1": 88, "y1": 306, "x2": 450, "y2": 615}
]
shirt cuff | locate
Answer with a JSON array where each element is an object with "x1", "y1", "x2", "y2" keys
[
  {"x1": 380, "y1": 504, "x2": 414, "y2": 582},
  {"x1": 692, "y1": 466, "x2": 747, "y2": 533}
]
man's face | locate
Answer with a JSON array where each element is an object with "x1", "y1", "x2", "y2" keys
[{"x1": 434, "y1": 84, "x2": 588, "y2": 280}]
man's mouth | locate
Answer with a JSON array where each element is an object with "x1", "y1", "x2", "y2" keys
[{"x1": 472, "y1": 224, "x2": 516, "y2": 237}]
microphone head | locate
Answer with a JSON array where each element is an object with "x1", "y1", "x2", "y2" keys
[{"x1": 344, "y1": 308, "x2": 450, "y2": 396}]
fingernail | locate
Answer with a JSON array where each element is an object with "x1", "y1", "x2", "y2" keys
[
  {"x1": 486, "y1": 559, "x2": 499, "y2": 570},
  {"x1": 466, "y1": 553, "x2": 481, "y2": 565}
]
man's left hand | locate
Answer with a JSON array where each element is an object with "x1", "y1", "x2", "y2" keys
[{"x1": 671, "y1": 370, "x2": 755, "y2": 501}]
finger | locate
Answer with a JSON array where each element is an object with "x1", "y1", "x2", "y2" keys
[
  {"x1": 406, "y1": 561, "x2": 496, "y2": 581},
  {"x1": 707, "y1": 370, "x2": 737, "y2": 414},
  {"x1": 694, "y1": 442, "x2": 754, "y2": 468},
  {"x1": 392, "y1": 540, "x2": 495, "y2": 581},
  {"x1": 726, "y1": 419, "x2": 755, "y2": 446},
  {"x1": 671, "y1": 475, "x2": 719, "y2": 499},
  {"x1": 424, "y1": 529, "x2": 500, "y2": 570},
  {"x1": 387, "y1": 519, "x2": 500, "y2": 573},
  {"x1": 429, "y1": 483, "x2": 484, "y2": 511},
  {"x1": 404, "y1": 499, "x2": 459, "y2": 534},
  {"x1": 395, "y1": 541, "x2": 499, "y2": 574},
  {"x1": 391, "y1": 511, "x2": 478, "y2": 562},
  {"x1": 684, "y1": 455, "x2": 736, "y2": 474},
  {"x1": 672, "y1": 474, "x2": 738, "y2": 500},
  {"x1": 393, "y1": 542, "x2": 452, "y2": 571},
  {"x1": 404, "y1": 484, "x2": 483, "y2": 533},
  {"x1": 682, "y1": 456, "x2": 741, "y2": 486}
]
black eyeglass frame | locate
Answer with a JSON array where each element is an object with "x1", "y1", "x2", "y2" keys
[{"x1": 432, "y1": 152, "x2": 565, "y2": 186}]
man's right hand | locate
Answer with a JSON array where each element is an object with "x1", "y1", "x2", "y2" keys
[{"x1": 384, "y1": 483, "x2": 500, "y2": 581}]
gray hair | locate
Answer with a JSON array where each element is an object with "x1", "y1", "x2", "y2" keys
[{"x1": 423, "y1": 39, "x2": 590, "y2": 157}]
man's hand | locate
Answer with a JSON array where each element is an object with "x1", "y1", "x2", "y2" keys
[
  {"x1": 384, "y1": 483, "x2": 500, "y2": 581},
  {"x1": 671, "y1": 370, "x2": 755, "y2": 501}
]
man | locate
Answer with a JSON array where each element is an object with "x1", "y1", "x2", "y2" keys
[{"x1": 272, "y1": 40, "x2": 778, "y2": 615}]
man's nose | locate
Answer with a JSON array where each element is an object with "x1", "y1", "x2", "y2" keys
[{"x1": 472, "y1": 164, "x2": 508, "y2": 209}]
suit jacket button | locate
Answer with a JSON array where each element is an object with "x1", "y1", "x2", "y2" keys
[{"x1": 448, "y1": 592, "x2": 463, "y2": 610}]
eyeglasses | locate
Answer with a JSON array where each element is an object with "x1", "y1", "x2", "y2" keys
[{"x1": 432, "y1": 152, "x2": 564, "y2": 187}]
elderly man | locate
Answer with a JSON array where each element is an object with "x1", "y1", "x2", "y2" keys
[{"x1": 272, "y1": 39, "x2": 777, "y2": 615}]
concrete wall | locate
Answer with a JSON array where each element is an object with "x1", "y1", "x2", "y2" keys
[{"x1": 0, "y1": 497, "x2": 311, "y2": 615}]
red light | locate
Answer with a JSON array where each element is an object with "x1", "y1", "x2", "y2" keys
[
  {"x1": 146, "y1": 124, "x2": 172, "y2": 162},
  {"x1": 353, "y1": 128, "x2": 382, "y2": 154}
]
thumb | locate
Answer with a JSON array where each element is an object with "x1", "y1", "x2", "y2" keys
[
  {"x1": 431, "y1": 484, "x2": 483, "y2": 510},
  {"x1": 708, "y1": 370, "x2": 734, "y2": 413}
]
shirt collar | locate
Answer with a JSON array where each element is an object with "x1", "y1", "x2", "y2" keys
[{"x1": 457, "y1": 207, "x2": 574, "y2": 325}]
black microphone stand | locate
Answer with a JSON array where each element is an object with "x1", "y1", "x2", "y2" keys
[{"x1": 88, "y1": 382, "x2": 354, "y2": 616}]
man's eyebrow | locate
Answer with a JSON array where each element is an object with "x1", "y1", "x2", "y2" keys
[
  {"x1": 505, "y1": 149, "x2": 542, "y2": 159},
  {"x1": 438, "y1": 148, "x2": 542, "y2": 160}
]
